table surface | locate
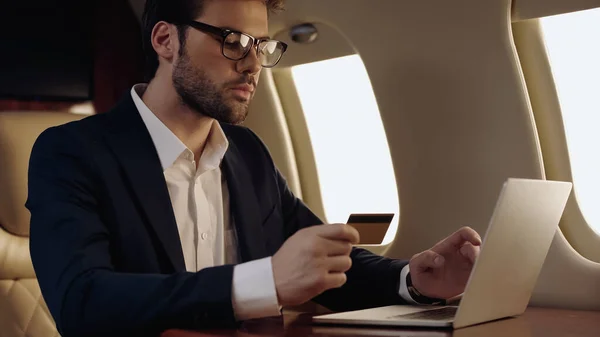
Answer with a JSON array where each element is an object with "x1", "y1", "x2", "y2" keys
[{"x1": 162, "y1": 306, "x2": 600, "y2": 337}]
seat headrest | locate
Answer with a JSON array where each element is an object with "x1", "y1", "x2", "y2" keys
[{"x1": 0, "y1": 111, "x2": 83, "y2": 237}]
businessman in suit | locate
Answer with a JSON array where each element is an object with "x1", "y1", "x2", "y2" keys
[{"x1": 27, "y1": 0, "x2": 482, "y2": 336}]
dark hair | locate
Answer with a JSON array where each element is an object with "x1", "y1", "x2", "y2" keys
[{"x1": 141, "y1": 0, "x2": 284, "y2": 81}]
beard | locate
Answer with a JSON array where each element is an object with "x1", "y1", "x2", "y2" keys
[{"x1": 172, "y1": 50, "x2": 250, "y2": 125}]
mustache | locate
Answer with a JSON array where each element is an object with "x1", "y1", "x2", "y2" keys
[{"x1": 228, "y1": 76, "x2": 257, "y2": 88}]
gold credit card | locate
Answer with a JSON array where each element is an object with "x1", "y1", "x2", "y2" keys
[{"x1": 346, "y1": 213, "x2": 394, "y2": 245}]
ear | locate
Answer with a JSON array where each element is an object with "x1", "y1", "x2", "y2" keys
[{"x1": 151, "y1": 21, "x2": 180, "y2": 64}]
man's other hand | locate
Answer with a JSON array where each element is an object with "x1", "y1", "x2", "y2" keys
[
  {"x1": 272, "y1": 224, "x2": 359, "y2": 307},
  {"x1": 409, "y1": 226, "x2": 482, "y2": 299}
]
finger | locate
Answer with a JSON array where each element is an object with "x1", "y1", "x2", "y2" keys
[
  {"x1": 325, "y1": 272, "x2": 347, "y2": 289},
  {"x1": 431, "y1": 226, "x2": 482, "y2": 253},
  {"x1": 460, "y1": 242, "x2": 480, "y2": 264},
  {"x1": 324, "y1": 240, "x2": 353, "y2": 256},
  {"x1": 326, "y1": 256, "x2": 353, "y2": 272},
  {"x1": 411, "y1": 250, "x2": 445, "y2": 272},
  {"x1": 315, "y1": 224, "x2": 360, "y2": 244}
]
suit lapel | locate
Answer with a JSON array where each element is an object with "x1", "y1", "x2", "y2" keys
[
  {"x1": 222, "y1": 140, "x2": 268, "y2": 262},
  {"x1": 104, "y1": 96, "x2": 186, "y2": 272}
]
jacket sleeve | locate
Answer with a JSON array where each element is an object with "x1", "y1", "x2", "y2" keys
[
  {"x1": 27, "y1": 126, "x2": 238, "y2": 337},
  {"x1": 245, "y1": 128, "x2": 410, "y2": 312}
]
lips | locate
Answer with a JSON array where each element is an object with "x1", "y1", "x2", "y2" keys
[
  {"x1": 229, "y1": 84, "x2": 254, "y2": 101},
  {"x1": 230, "y1": 84, "x2": 254, "y2": 94}
]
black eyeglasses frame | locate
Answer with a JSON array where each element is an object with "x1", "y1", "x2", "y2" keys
[{"x1": 186, "y1": 20, "x2": 288, "y2": 68}]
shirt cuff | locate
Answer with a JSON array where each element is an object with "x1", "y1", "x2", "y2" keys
[
  {"x1": 398, "y1": 264, "x2": 421, "y2": 304},
  {"x1": 232, "y1": 257, "x2": 282, "y2": 321}
]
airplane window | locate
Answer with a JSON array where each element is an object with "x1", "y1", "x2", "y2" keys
[
  {"x1": 291, "y1": 55, "x2": 400, "y2": 244},
  {"x1": 540, "y1": 8, "x2": 600, "y2": 235}
]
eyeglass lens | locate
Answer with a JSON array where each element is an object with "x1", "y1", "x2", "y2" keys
[{"x1": 223, "y1": 32, "x2": 284, "y2": 67}]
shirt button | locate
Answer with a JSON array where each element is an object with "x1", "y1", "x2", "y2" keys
[{"x1": 201, "y1": 233, "x2": 208, "y2": 240}]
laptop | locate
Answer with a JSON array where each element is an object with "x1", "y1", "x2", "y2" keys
[{"x1": 313, "y1": 178, "x2": 573, "y2": 329}]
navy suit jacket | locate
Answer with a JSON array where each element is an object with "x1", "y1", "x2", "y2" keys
[{"x1": 27, "y1": 94, "x2": 409, "y2": 337}]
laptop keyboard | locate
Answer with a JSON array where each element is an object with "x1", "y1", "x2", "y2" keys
[{"x1": 388, "y1": 307, "x2": 458, "y2": 321}]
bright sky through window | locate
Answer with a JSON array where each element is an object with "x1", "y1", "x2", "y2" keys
[
  {"x1": 541, "y1": 8, "x2": 600, "y2": 234},
  {"x1": 291, "y1": 55, "x2": 400, "y2": 244}
]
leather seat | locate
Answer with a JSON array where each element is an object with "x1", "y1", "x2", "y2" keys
[{"x1": 0, "y1": 111, "x2": 82, "y2": 337}]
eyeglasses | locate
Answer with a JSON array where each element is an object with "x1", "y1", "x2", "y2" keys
[{"x1": 186, "y1": 21, "x2": 288, "y2": 68}]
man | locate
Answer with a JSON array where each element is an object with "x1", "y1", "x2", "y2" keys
[{"x1": 27, "y1": 0, "x2": 482, "y2": 336}]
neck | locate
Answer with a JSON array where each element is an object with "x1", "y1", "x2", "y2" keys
[{"x1": 141, "y1": 77, "x2": 213, "y2": 160}]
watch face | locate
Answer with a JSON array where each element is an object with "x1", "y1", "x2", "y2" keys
[
  {"x1": 409, "y1": 286, "x2": 423, "y2": 297},
  {"x1": 408, "y1": 286, "x2": 445, "y2": 305},
  {"x1": 406, "y1": 272, "x2": 445, "y2": 305}
]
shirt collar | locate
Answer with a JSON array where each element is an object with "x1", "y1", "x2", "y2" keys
[
  {"x1": 199, "y1": 119, "x2": 229, "y2": 173},
  {"x1": 131, "y1": 83, "x2": 229, "y2": 172}
]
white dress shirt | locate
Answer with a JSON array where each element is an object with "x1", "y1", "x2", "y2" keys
[
  {"x1": 131, "y1": 84, "x2": 423, "y2": 321},
  {"x1": 132, "y1": 84, "x2": 279, "y2": 320}
]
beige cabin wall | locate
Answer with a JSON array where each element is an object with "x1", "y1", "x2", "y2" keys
[{"x1": 245, "y1": 0, "x2": 600, "y2": 310}]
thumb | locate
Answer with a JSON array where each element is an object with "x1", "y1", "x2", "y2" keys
[{"x1": 411, "y1": 250, "x2": 445, "y2": 272}]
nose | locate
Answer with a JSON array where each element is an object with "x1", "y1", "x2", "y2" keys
[{"x1": 236, "y1": 46, "x2": 262, "y2": 75}]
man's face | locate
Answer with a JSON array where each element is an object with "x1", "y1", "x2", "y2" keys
[{"x1": 172, "y1": 0, "x2": 269, "y2": 124}]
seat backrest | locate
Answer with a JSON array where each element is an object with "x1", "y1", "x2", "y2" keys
[{"x1": 0, "y1": 111, "x2": 82, "y2": 337}]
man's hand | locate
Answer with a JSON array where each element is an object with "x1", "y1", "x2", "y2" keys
[
  {"x1": 272, "y1": 224, "x2": 359, "y2": 307},
  {"x1": 409, "y1": 227, "x2": 482, "y2": 299}
]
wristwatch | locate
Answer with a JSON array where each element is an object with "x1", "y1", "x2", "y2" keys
[{"x1": 406, "y1": 273, "x2": 446, "y2": 305}]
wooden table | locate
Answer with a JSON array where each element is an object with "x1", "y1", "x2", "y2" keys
[{"x1": 162, "y1": 307, "x2": 600, "y2": 337}]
